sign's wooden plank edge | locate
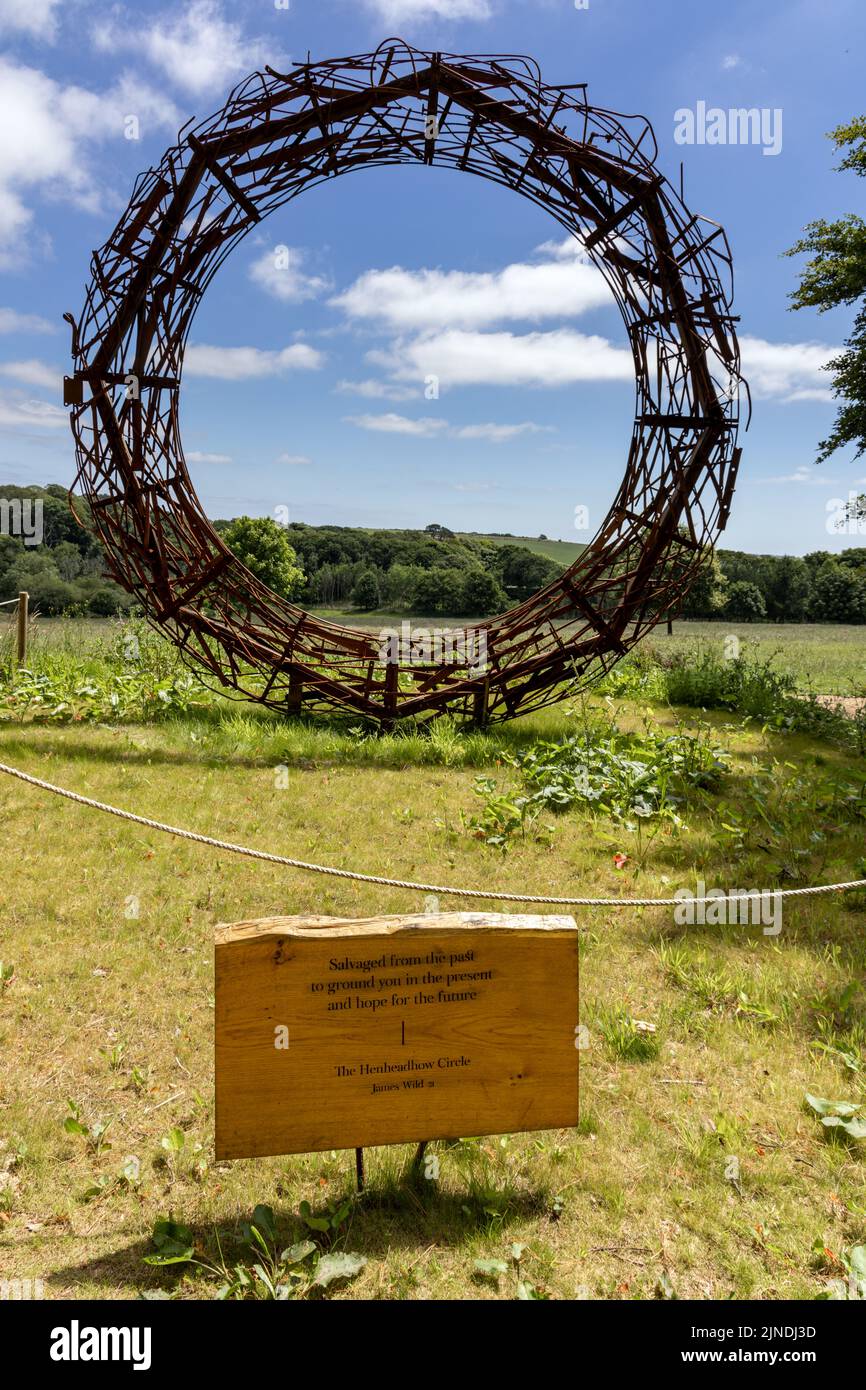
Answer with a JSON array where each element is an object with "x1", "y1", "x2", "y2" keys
[
  {"x1": 216, "y1": 1119, "x2": 579, "y2": 1163},
  {"x1": 214, "y1": 911, "x2": 579, "y2": 944}
]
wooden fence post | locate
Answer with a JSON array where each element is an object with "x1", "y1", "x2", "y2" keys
[{"x1": 16, "y1": 591, "x2": 28, "y2": 664}]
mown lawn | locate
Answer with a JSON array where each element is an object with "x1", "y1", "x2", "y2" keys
[{"x1": 0, "y1": 671, "x2": 864, "y2": 1300}]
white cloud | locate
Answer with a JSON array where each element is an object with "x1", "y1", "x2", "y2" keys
[
  {"x1": 331, "y1": 252, "x2": 610, "y2": 332},
  {"x1": 0, "y1": 390, "x2": 66, "y2": 429},
  {"x1": 184, "y1": 343, "x2": 324, "y2": 379},
  {"x1": 0, "y1": 0, "x2": 61, "y2": 40},
  {"x1": 0, "y1": 307, "x2": 55, "y2": 334},
  {"x1": 370, "y1": 328, "x2": 633, "y2": 388},
  {"x1": 739, "y1": 334, "x2": 837, "y2": 402},
  {"x1": 782, "y1": 388, "x2": 836, "y2": 403},
  {"x1": 249, "y1": 247, "x2": 332, "y2": 303},
  {"x1": 331, "y1": 242, "x2": 619, "y2": 398},
  {"x1": 344, "y1": 413, "x2": 448, "y2": 437},
  {"x1": 533, "y1": 236, "x2": 586, "y2": 262},
  {"x1": 342, "y1": 412, "x2": 552, "y2": 443},
  {"x1": 453, "y1": 421, "x2": 551, "y2": 444},
  {"x1": 93, "y1": 0, "x2": 274, "y2": 97},
  {"x1": 362, "y1": 0, "x2": 492, "y2": 22},
  {"x1": 0, "y1": 56, "x2": 179, "y2": 266},
  {"x1": 334, "y1": 378, "x2": 420, "y2": 402},
  {"x1": 275, "y1": 453, "x2": 312, "y2": 466},
  {"x1": 186, "y1": 449, "x2": 232, "y2": 464},
  {"x1": 721, "y1": 54, "x2": 742, "y2": 70},
  {"x1": 0, "y1": 358, "x2": 58, "y2": 390},
  {"x1": 760, "y1": 465, "x2": 838, "y2": 486}
]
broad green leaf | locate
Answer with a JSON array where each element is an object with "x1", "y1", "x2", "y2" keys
[
  {"x1": 517, "y1": 1280, "x2": 546, "y2": 1299},
  {"x1": 820, "y1": 1114, "x2": 866, "y2": 1136},
  {"x1": 143, "y1": 1217, "x2": 194, "y2": 1265},
  {"x1": 313, "y1": 1252, "x2": 367, "y2": 1288},
  {"x1": 121, "y1": 1155, "x2": 141, "y2": 1184},
  {"x1": 142, "y1": 1249, "x2": 194, "y2": 1267},
  {"x1": 330, "y1": 1200, "x2": 352, "y2": 1228},
  {"x1": 251, "y1": 1204, "x2": 276, "y2": 1242},
  {"x1": 79, "y1": 1176, "x2": 112, "y2": 1202},
  {"x1": 281, "y1": 1241, "x2": 317, "y2": 1266},
  {"x1": 302, "y1": 1213, "x2": 330, "y2": 1232},
  {"x1": 805, "y1": 1093, "x2": 861, "y2": 1118}
]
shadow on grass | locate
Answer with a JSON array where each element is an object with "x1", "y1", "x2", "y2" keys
[
  {"x1": 48, "y1": 1171, "x2": 552, "y2": 1297},
  {"x1": 0, "y1": 706, "x2": 562, "y2": 773},
  {"x1": 0, "y1": 729, "x2": 268, "y2": 773}
]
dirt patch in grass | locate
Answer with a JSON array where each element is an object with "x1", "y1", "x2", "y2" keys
[{"x1": 814, "y1": 695, "x2": 866, "y2": 718}]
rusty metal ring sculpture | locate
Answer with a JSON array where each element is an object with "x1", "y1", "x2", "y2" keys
[{"x1": 66, "y1": 43, "x2": 745, "y2": 725}]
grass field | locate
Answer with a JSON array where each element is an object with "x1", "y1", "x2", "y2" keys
[
  {"x1": 653, "y1": 622, "x2": 866, "y2": 697},
  {"x1": 299, "y1": 611, "x2": 866, "y2": 698},
  {"x1": 458, "y1": 532, "x2": 585, "y2": 566},
  {"x1": 0, "y1": 620, "x2": 865, "y2": 1301},
  {"x1": 7, "y1": 614, "x2": 866, "y2": 697}
]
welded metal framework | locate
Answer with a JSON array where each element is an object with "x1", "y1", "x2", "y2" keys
[{"x1": 66, "y1": 43, "x2": 745, "y2": 725}]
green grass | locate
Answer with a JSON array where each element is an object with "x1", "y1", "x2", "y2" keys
[
  {"x1": 653, "y1": 622, "x2": 866, "y2": 696},
  {"x1": 458, "y1": 532, "x2": 586, "y2": 566},
  {"x1": 306, "y1": 607, "x2": 490, "y2": 631},
  {"x1": 243, "y1": 611, "x2": 866, "y2": 700},
  {"x1": 0, "y1": 620, "x2": 865, "y2": 1300}
]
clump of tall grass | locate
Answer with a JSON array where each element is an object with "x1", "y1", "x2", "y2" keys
[
  {"x1": 591, "y1": 1005, "x2": 661, "y2": 1061},
  {"x1": 657, "y1": 645, "x2": 866, "y2": 754},
  {"x1": 654, "y1": 941, "x2": 789, "y2": 1027},
  {"x1": 213, "y1": 710, "x2": 537, "y2": 770},
  {"x1": 597, "y1": 647, "x2": 666, "y2": 700},
  {"x1": 662, "y1": 647, "x2": 796, "y2": 717}
]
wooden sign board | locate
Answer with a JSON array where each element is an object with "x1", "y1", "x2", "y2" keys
[{"x1": 215, "y1": 912, "x2": 579, "y2": 1160}]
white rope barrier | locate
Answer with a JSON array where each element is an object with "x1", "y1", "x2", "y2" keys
[{"x1": 0, "y1": 757, "x2": 863, "y2": 907}]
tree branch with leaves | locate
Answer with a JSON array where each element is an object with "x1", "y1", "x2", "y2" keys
[{"x1": 786, "y1": 117, "x2": 866, "y2": 504}]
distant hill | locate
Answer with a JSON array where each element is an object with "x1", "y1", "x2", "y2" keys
[
  {"x1": 3, "y1": 487, "x2": 865, "y2": 624},
  {"x1": 273, "y1": 522, "x2": 566, "y2": 615},
  {"x1": 458, "y1": 532, "x2": 585, "y2": 566}
]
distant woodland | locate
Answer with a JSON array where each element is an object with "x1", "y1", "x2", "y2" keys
[{"x1": 2, "y1": 484, "x2": 865, "y2": 623}]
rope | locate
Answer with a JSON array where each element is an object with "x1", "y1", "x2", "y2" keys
[{"x1": 0, "y1": 756, "x2": 863, "y2": 908}]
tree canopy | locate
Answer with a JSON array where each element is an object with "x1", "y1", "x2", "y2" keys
[
  {"x1": 786, "y1": 115, "x2": 866, "y2": 473},
  {"x1": 221, "y1": 516, "x2": 306, "y2": 600},
  {"x1": 3, "y1": 486, "x2": 866, "y2": 624}
]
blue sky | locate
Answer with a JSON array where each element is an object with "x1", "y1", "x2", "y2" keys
[{"x1": 0, "y1": 0, "x2": 864, "y2": 554}]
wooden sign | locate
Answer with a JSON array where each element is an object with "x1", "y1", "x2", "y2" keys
[{"x1": 215, "y1": 912, "x2": 579, "y2": 1160}]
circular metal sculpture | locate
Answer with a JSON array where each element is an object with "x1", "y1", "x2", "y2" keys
[{"x1": 66, "y1": 43, "x2": 745, "y2": 725}]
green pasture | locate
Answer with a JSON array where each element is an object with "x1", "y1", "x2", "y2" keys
[{"x1": 0, "y1": 619, "x2": 864, "y2": 1300}]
